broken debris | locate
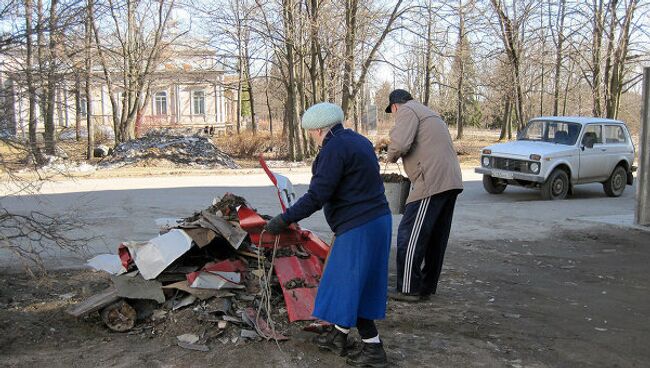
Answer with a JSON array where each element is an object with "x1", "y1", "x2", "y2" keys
[
  {"x1": 124, "y1": 229, "x2": 194, "y2": 280},
  {"x1": 101, "y1": 300, "x2": 137, "y2": 332},
  {"x1": 87, "y1": 254, "x2": 127, "y2": 275},
  {"x1": 99, "y1": 132, "x2": 239, "y2": 169},
  {"x1": 111, "y1": 273, "x2": 165, "y2": 304},
  {"x1": 70, "y1": 190, "x2": 330, "y2": 346}
]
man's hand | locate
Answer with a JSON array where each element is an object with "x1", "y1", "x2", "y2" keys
[{"x1": 264, "y1": 214, "x2": 288, "y2": 235}]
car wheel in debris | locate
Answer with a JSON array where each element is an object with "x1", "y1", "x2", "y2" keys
[
  {"x1": 603, "y1": 165, "x2": 627, "y2": 197},
  {"x1": 482, "y1": 175, "x2": 507, "y2": 194},
  {"x1": 541, "y1": 169, "x2": 569, "y2": 200}
]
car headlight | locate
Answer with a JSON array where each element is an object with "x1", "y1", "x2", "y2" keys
[
  {"x1": 529, "y1": 162, "x2": 540, "y2": 174},
  {"x1": 482, "y1": 156, "x2": 490, "y2": 167}
]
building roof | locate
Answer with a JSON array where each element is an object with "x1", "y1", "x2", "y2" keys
[{"x1": 530, "y1": 116, "x2": 625, "y2": 125}]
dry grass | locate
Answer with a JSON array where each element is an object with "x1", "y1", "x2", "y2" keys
[
  {"x1": 451, "y1": 127, "x2": 504, "y2": 167},
  {"x1": 213, "y1": 131, "x2": 288, "y2": 160}
]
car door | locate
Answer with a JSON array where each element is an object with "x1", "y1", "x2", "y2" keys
[
  {"x1": 578, "y1": 124, "x2": 607, "y2": 182},
  {"x1": 603, "y1": 124, "x2": 631, "y2": 175}
]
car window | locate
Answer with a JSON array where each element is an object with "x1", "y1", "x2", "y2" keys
[
  {"x1": 547, "y1": 122, "x2": 580, "y2": 145},
  {"x1": 582, "y1": 125, "x2": 602, "y2": 145},
  {"x1": 520, "y1": 120, "x2": 580, "y2": 145},
  {"x1": 604, "y1": 125, "x2": 627, "y2": 144},
  {"x1": 523, "y1": 121, "x2": 544, "y2": 140}
]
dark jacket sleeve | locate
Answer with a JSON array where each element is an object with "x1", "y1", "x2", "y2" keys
[{"x1": 281, "y1": 145, "x2": 344, "y2": 224}]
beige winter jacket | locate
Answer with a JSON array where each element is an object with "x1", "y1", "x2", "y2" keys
[{"x1": 387, "y1": 100, "x2": 463, "y2": 203}]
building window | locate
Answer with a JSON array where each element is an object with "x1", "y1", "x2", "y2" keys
[
  {"x1": 154, "y1": 91, "x2": 167, "y2": 115},
  {"x1": 193, "y1": 90, "x2": 205, "y2": 115},
  {"x1": 79, "y1": 97, "x2": 88, "y2": 117}
]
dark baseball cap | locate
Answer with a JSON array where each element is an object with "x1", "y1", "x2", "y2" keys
[{"x1": 385, "y1": 89, "x2": 413, "y2": 113}]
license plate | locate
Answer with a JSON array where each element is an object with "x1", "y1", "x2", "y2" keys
[{"x1": 492, "y1": 170, "x2": 514, "y2": 180}]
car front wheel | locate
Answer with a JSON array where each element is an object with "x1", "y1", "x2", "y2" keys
[
  {"x1": 541, "y1": 169, "x2": 569, "y2": 200},
  {"x1": 603, "y1": 165, "x2": 627, "y2": 197},
  {"x1": 483, "y1": 175, "x2": 507, "y2": 194}
]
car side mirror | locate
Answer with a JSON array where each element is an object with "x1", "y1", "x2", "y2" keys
[{"x1": 516, "y1": 130, "x2": 523, "y2": 140}]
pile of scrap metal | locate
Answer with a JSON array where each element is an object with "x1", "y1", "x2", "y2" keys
[{"x1": 69, "y1": 190, "x2": 330, "y2": 345}]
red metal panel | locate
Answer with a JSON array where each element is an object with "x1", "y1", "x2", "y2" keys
[
  {"x1": 299, "y1": 230, "x2": 330, "y2": 260},
  {"x1": 236, "y1": 178, "x2": 332, "y2": 322},
  {"x1": 273, "y1": 254, "x2": 323, "y2": 322},
  {"x1": 279, "y1": 287, "x2": 318, "y2": 322},
  {"x1": 237, "y1": 206, "x2": 266, "y2": 232},
  {"x1": 274, "y1": 255, "x2": 322, "y2": 288}
]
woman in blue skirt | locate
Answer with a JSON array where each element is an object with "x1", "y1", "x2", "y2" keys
[{"x1": 265, "y1": 102, "x2": 392, "y2": 367}]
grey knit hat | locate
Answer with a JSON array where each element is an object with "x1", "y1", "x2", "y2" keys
[{"x1": 301, "y1": 102, "x2": 344, "y2": 130}]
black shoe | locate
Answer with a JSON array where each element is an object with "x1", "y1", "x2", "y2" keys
[
  {"x1": 346, "y1": 342, "x2": 388, "y2": 367},
  {"x1": 388, "y1": 290, "x2": 420, "y2": 302},
  {"x1": 314, "y1": 327, "x2": 352, "y2": 356}
]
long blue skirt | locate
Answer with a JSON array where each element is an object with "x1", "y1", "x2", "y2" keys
[{"x1": 312, "y1": 213, "x2": 392, "y2": 327}]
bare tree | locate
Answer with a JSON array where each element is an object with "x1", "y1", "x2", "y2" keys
[
  {"x1": 489, "y1": 0, "x2": 536, "y2": 130},
  {"x1": 90, "y1": 0, "x2": 178, "y2": 144},
  {"x1": 23, "y1": 0, "x2": 42, "y2": 162},
  {"x1": 340, "y1": 0, "x2": 405, "y2": 119},
  {"x1": 549, "y1": 0, "x2": 567, "y2": 116}
]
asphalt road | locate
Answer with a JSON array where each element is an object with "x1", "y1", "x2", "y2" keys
[{"x1": 0, "y1": 169, "x2": 639, "y2": 270}]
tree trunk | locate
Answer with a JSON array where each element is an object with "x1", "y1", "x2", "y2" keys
[
  {"x1": 264, "y1": 69, "x2": 273, "y2": 135},
  {"x1": 308, "y1": 0, "x2": 320, "y2": 105},
  {"x1": 236, "y1": 61, "x2": 243, "y2": 134},
  {"x1": 282, "y1": 0, "x2": 302, "y2": 161},
  {"x1": 341, "y1": 0, "x2": 358, "y2": 116},
  {"x1": 243, "y1": 40, "x2": 256, "y2": 134},
  {"x1": 603, "y1": 0, "x2": 618, "y2": 117},
  {"x1": 562, "y1": 59, "x2": 575, "y2": 115},
  {"x1": 605, "y1": 0, "x2": 637, "y2": 119},
  {"x1": 455, "y1": 0, "x2": 465, "y2": 140},
  {"x1": 423, "y1": 4, "x2": 433, "y2": 106},
  {"x1": 75, "y1": 73, "x2": 82, "y2": 141},
  {"x1": 42, "y1": 0, "x2": 59, "y2": 155},
  {"x1": 490, "y1": 0, "x2": 525, "y2": 130},
  {"x1": 24, "y1": 0, "x2": 42, "y2": 163},
  {"x1": 499, "y1": 97, "x2": 509, "y2": 141},
  {"x1": 85, "y1": 0, "x2": 94, "y2": 160},
  {"x1": 342, "y1": 0, "x2": 403, "y2": 116},
  {"x1": 552, "y1": 0, "x2": 566, "y2": 116},
  {"x1": 591, "y1": 0, "x2": 604, "y2": 116}
]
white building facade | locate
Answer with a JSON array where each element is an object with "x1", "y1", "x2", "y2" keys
[{"x1": 0, "y1": 49, "x2": 234, "y2": 138}]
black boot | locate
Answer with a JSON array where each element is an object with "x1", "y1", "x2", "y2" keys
[
  {"x1": 314, "y1": 327, "x2": 352, "y2": 356},
  {"x1": 346, "y1": 342, "x2": 388, "y2": 367}
]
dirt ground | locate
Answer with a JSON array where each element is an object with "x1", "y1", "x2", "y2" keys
[{"x1": 2, "y1": 225, "x2": 648, "y2": 368}]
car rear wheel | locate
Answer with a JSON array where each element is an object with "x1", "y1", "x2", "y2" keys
[
  {"x1": 483, "y1": 175, "x2": 507, "y2": 194},
  {"x1": 541, "y1": 169, "x2": 569, "y2": 200},
  {"x1": 603, "y1": 165, "x2": 627, "y2": 197}
]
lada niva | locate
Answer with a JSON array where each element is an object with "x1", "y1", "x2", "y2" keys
[{"x1": 475, "y1": 117, "x2": 635, "y2": 200}]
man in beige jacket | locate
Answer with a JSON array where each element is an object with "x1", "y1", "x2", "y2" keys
[{"x1": 385, "y1": 89, "x2": 463, "y2": 302}]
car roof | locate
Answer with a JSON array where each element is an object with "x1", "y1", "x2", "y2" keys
[{"x1": 530, "y1": 116, "x2": 625, "y2": 125}]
